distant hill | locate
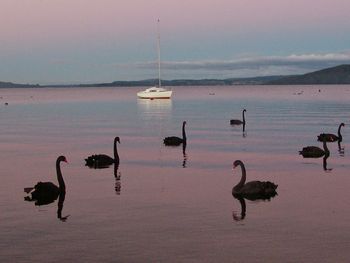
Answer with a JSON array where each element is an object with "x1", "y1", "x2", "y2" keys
[
  {"x1": 267, "y1": 64, "x2": 350, "y2": 85},
  {"x1": 74, "y1": 76, "x2": 283, "y2": 87},
  {"x1": 2, "y1": 64, "x2": 350, "y2": 87},
  {"x1": 0, "y1": 81, "x2": 39, "y2": 88}
]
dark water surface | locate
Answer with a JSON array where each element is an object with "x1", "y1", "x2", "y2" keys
[{"x1": 1, "y1": 85, "x2": 349, "y2": 262}]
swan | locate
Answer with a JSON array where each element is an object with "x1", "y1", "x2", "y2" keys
[
  {"x1": 232, "y1": 160, "x2": 278, "y2": 200},
  {"x1": 317, "y1": 123, "x2": 345, "y2": 142},
  {"x1": 230, "y1": 109, "x2": 246, "y2": 125},
  {"x1": 299, "y1": 137, "x2": 329, "y2": 158},
  {"x1": 25, "y1": 156, "x2": 68, "y2": 205},
  {"x1": 164, "y1": 121, "x2": 187, "y2": 146},
  {"x1": 85, "y1": 136, "x2": 120, "y2": 168}
]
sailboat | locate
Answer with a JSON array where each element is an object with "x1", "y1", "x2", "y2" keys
[{"x1": 137, "y1": 20, "x2": 172, "y2": 99}]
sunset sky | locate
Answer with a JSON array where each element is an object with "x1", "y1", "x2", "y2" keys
[{"x1": 1, "y1": 0, "x2": 350, "y2": 84}]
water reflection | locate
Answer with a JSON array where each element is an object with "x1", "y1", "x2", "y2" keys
[
  {"x1": 232, "y1": 194, "x2": 277, "y2": 222},
  {"x1": 242, "y1": 123, "x2": 247, "y2": 138},
  {"x1": 182, "y1": 143, "x2": 188, "y2": 168},
  {"x1": 322, "y1": 155, "x2": 333, "y2": 172},
  {"x1": 114, "y1": 163, "x2": 121, "y2": 195},
  {"x1": 57, "y1": 191, "x2": 69, "y2": 222},
  {"x1": 338, "y1": 141, "x2": 345, "y2": 156},
  {"x1": 230, "y1": 120, "x2": 247, "y2": 138},
  {"x1": 232, "y1": 197, "x2": 246, "y2": 221},
  {"x1": 24, "y1": 190, "x2": 69, "y2": 222},
  {"x1": 137, "y1": 98, "x2": 172, "y2": 120}
]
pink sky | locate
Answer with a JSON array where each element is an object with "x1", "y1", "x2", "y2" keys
[{"x1": 1, "y1": 0, "x2": 350, "y2": 83}]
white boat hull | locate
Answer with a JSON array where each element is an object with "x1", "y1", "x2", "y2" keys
[{"x1": 137, "y1": 89, "x2": 172, "y2": 99}]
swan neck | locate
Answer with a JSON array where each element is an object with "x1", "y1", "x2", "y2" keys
[
  {"x1": 234, "y1": 161, "x2": 246, "y2": 190},
  {"x1": 182, "y1": 122, "x2": 187, "y2": 143},
  {"x1": 56, "y1": 159, "x2": 65, "y2": 191},
  {"x1": 114, "y1": 139, "x2": 119, "y2": 162},
  {"x1": 323, "y1": 140, "x2": 329, "y2": 154},
  {"x1": 242, "y1": 110, "x2": 245, "y2": 123},
  {"x1": 338, "y1": 124, "x2": 343, "y2": 140}
]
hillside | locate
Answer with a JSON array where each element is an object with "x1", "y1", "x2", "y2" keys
[
  {"x1": 0, "y1": 81, "x2": 39, "y2": 88},
  {"x1": 267, "y1": 64, "x2": 350, "y2": 85},
  {"x1": 74, "y1": 76, "x2": 283, "y2": 87},
  {"x1": 2, "y1": 64, "x2": 350, "y2": 87}
]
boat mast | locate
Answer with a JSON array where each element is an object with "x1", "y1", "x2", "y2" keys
[{"x1": 157, "y1": 19, "x2": 161, "y2": 88}]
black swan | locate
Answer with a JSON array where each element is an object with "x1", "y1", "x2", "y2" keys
[
  {"x1": 299, "y1": 137, "x2": 329, "y2": 158},
  {"x1": 230, "y1": 109, "x2": 246, "y2": 125},
  {"x1": 24, "y1": 155, "x2": 68, "y2": 206},
  {"x1": 232, "y1": 160, "x2": 278, "y2": 200},
  {"x1": 164, "y1": 121, "x2": 187, "y2": 146},
  {"x1": 317, "y1": 123, "x2": 345, "y2": 142},
  {"x1": 85, "y1": 136, "x2": 120, "y2": 168}
]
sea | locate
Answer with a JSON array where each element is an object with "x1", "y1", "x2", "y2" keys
[{"x1": 0, "y1": 85, "x2": 349, "y2": 262}]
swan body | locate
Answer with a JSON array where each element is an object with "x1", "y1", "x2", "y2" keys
[
  {"x1": 299, "y1": 138, "x2": 329, "y2": 158},
  {"x1": 25, "y1": 156, "x2": 68, "y2": 205},
  {"x1": 232, "y1": 160, "x2": 277, "y2": 200},
  {"x1": 164, "y1": 121, "x2": 187, "y2": 146},
  {"x1": 317, "y1": 123, "x2": 345, "y2": 142},
  {"x1": 85, "y1": 137, "x2": 120, "y2": 168},
  {"x1": 230, "y1": 109, "x2": 246, "y2": 125}
]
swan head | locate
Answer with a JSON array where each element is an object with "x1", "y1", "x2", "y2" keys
[
  {"x1": 115, "y1": 137, "x2": 120, "y2": 144},
  {"x1": 58, "y1": 156, "x2": 68, "y2": 163},
  {"x1": 183, "y1": 121, "x2": 187, "y2": 125},
  {"x1": 243, "y1": 109, "x2": 246, "y2": 112},
  {"x1": 233, "y1": 160, "x2": 242, "y2": 169},
  {"x1": 340, "y1": 123, "x2": 345, "y2": 127}
]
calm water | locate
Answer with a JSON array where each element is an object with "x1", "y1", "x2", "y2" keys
[{"x1": 1, "y1": 85, "x2": 349, "y2": 262}]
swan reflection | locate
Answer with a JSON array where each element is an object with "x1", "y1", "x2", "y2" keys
[
  {"x1": 182, "y1": 143, "x2": 188, "y2": 168},
  {"x1": 338, "y1": 141, "x2": 345, "y2": 157},
  {"x1": 323, "y1": 155, "x2": 332, "y2": 172},
  {"x1": 232, "y1": 194, "x2": 277, "y2": 222},
  {"x1": 242, "y1": 123, "x2": 247, "y2": 138},
  {"x1": 232, "y1": 197, "x2": 246, "y2": 221},
  {"x1": 24, "y1": 189, "x2": 69, "y2": 221},
  {"x1": 114, "y1": 163, "x2": 121, "y2": 195},
  {"x1": 57, "y1": 191, "x2": 69, "y2": 222}
]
